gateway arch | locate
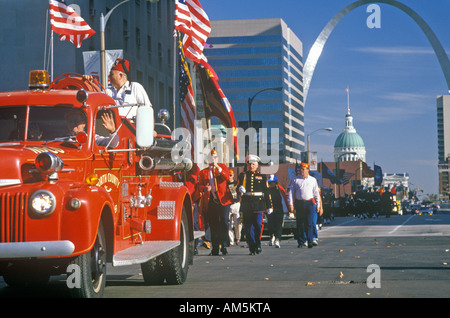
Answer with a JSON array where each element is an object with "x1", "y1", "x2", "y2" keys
[{"x1": 303, "y1": 0, "x2": 450, "y2": 103}]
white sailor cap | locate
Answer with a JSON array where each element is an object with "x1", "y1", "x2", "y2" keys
[{"x1": 246, "y1": 154, "x2": 260, "y2": 163}]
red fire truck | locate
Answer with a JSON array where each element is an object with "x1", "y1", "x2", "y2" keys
[{"x1": 0, "y1": 70, "x2": 199, "y2": 297}]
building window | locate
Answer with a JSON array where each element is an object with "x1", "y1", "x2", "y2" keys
[
  {"x1": 136, "y1": 27, "x2": 141, "y2": 47},
  {"x1": 158, "y1": 43, "x2": 163, "y2": 71},
  {"x1": 123, "y1": 19, "x2": 129, "y2": 49},
  {"x1": 147, "y1": 35, "x2": 152, "y2": 63}
]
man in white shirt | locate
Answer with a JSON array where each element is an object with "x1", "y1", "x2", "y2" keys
[
  {"x1": 106, "y1": 58, "x2": 152, "y2": 121},
  {"x1": 84, "y1": 58, "x2": 152, "y2": 121},
  {"x1": 288, "y1": 162, "x2": 321, "y2": 248}
]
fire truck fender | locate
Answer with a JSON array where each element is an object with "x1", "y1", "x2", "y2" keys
[
  {"x1": 61, "y1": 185, "x2": 115, "y2": 257},
  {"x1": 151, "y1": 184, "x2": 194, "y2": 242}
]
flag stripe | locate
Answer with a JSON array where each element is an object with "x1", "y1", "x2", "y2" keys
[
  {"x1": 174, "y1": 1, "x2": 191, "y2": 35},
  {"x1": 49, "y1": 0, "x2": 95, "y2": 48},
  {"x1": 174, "y1": 0, "x2": 210, "y2": 65}
]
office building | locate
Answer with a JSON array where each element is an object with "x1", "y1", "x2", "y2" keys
[
  {"x1": 437, "y1": 95, "x2": 450, "y2": 200},
  {"x1": 204, "y1": 18, "x2": 304, "y2": 163}
]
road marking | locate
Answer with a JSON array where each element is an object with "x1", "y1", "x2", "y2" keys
[
  {"x1": 319, "y1": 218, "x2": 359, "y2": 232},
  {"x1": 388, "y1": 215, "x2": 415, "y2": 234}
]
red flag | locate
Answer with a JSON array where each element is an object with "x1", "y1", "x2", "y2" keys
[
  {"x1": 362, "y1": 162, "x2": 375, "y2": 178},
  {"x1": 197, "y1": 63, "x2": 239, "y2": 160},
  {"x1": 174, "y1": 0, "x2": 211, "y2": 66},
  {"x1": 49, "y1": 0, "x2": 95, "y2": 48}
]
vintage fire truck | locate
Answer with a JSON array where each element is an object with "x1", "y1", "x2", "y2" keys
[{"x1": 0, "y1": 70, "x2": 199, "y2": 297}]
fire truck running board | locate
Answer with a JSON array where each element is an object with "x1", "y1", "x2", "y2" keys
[
  {"x1": 113, "y1": 241, "x2": 179, "y2": 267},
  {"x1": 113, "y1": 232, "x2": 204, "y2": 267}
]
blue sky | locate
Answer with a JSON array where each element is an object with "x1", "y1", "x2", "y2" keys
[{"x1": 202, "y1": 0, "x2": 450, "y2": 198}]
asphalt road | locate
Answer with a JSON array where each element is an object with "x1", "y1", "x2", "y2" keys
[{"x1": 2, "y1": 212, "x2": 450, "y2": 302}]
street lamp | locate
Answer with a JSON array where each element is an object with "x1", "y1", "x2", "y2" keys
[
  {"x1": 306, "y1": 127, "x2": 333, "y2": 164},
  {"x1": 247, "y1": 86, "x2": 283, "y2": 129},
  {"x1": 100, "y1": 0, "x2": 160, "y2": 87}
]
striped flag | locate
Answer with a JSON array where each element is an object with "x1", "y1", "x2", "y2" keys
[
  {"x1": 342, "y1": 172, "x2": 354, "y2": 185},
  {"x1": 178, "y1": 33, "x2": 196, "y2": 159},
  {"x1": 174, "y1": 0, "x2": 192, "y2": 36},
  {"x1": 174, "y1": 0, "x2": 211, "y2": 65},
  {"x1": 49, "y1": 0, "x2": 95, "y2": 48}
]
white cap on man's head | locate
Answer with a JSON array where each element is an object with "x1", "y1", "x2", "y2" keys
[{"x1": 246, "y1": 154, "x2": 260, "y2": 163}]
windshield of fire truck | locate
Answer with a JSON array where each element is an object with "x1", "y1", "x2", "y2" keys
[{"x1": 0, "y1": 106, "x2": 87, "y2": 142}]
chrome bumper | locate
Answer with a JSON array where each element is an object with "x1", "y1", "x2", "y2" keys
[{"x1": 0, "y1": 241, "x2": 75, "y2": 258}]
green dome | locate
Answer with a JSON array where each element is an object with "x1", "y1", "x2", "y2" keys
[
  {"x1": 334, "y1": 110, "x2": 365, "y2": 149},
  {"x1": 334, "y1": 131, "x2": 365, "y2": 148}
]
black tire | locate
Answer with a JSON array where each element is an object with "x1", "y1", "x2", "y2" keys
[
  {"x1": 141, "y1": 256, "x2": 165, "y2": 285},
  {"x1": 68, "y1": 220, "x2": 107, "y2": 298},
  {"x1": 161, "y1": 207, "x2": 191, "y2": 285}
]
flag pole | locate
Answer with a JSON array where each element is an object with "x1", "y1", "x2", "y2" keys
[
  {"x1": 346, "y1": 85, "x2": 350, "y2": 113},
  {"x1": 44, "y1": 9, "x2": 49, "y2": 70},
  {"x1": 173, "y1": 29, "x2": 178, "y2": 130},
  {"x1": 50, "y1": 30, "x2": 54, "y2": 81}
]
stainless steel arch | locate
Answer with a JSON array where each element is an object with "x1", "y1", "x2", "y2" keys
[{"x1": 303, "y1": 0, "x2": 450, "y2": 103}]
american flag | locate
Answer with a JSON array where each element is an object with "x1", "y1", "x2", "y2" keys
[
  {"x1": 342, "y1": 172, "x2": 354, "y2": 185},
  {"x1": 49, "y1": 0, "x2": 95, "y2": 48},
  {"x1": 174, "y1": 0, "x2": 211, "y2": 65},
  {"x1": 178, "y1": 33, "x2": 196, "y2": 159}
]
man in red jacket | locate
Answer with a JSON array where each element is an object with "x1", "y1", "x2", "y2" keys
[{"x1": 198, "y1": 149, "x2": 232, "y2": 256}]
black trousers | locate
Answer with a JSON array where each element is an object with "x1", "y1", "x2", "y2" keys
[
  {"x1": 267, "y1": 212, "x2": 284, "y2": 240},
  {"x1": 294, "y1": 199, "x2": 316, "y2": 245},
  {"x1": 206, "y1": 198, "x2": 230, "y2": 253}
]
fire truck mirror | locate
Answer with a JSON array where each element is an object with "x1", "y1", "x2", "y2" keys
[{"x1": 136, "y1": 106, "x2": 154, "y2": 148}]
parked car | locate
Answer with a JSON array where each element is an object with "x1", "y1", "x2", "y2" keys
[
  {"x1": 262, "y1": 212, "x2": 297, "y2": 236},
  {"x1": 418, "y1": 206, "x2": 433, "y2": 215}
]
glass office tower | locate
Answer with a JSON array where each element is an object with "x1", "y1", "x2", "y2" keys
[{"x1": 204, "y1": 18, "x2": 304, "y2": 163}]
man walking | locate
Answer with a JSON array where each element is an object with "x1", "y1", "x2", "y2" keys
[
  {"x1": 288, "y1": 162, "x2": 321, "y2": 248},
  {"x1": 198, "y1": 149, "x2": 232, "y2": 256}
]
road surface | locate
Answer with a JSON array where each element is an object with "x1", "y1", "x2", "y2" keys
[{"x1": 1, "y1": 212, "x2": 450, "y2": 302}]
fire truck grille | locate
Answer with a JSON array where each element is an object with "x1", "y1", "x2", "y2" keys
[{"x1": 0, "y1": 192, "x2": 27, "y2": 243}]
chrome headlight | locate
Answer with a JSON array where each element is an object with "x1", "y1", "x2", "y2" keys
[{"x1": 30, "y1": 190, "x2": 56, "y2": 216}]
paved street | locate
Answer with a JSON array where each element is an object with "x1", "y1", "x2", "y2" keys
[{"x1": 1, "y1": 212, "x2": 450, "y2": 300}]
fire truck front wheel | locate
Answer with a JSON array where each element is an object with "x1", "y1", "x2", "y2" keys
[{"x1": 68, "y1": 220, "x2": 107, "y2": 298}]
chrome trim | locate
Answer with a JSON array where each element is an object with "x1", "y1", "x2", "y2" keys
[
  {"x1": 0, "y1": 179, "x2": 21, "y2": 187},
  {"x1": 0, "y1": 240, "x2": 75, "y2": 258},
  {"x1": 29, "y1": 190, "x2": 56, "y2": 216},
  {"x1": 157, "y1": 201, "x2": 176, "y2": 220}
]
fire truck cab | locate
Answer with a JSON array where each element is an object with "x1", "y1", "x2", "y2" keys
[{"x1": 0, "y1": 71, "x2": 198, "y2": 297}]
